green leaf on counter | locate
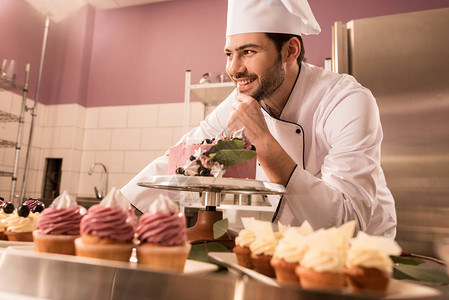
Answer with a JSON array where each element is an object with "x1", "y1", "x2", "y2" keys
[
  {"x1": 393, "y1": 264, "x2": 449, "y2": 284},
  {"x1": 209, "y1": 139, "x2": 245, "y2": 153},
  {"x1": 209, "y1": 149, "x2": 257, "y2": 166},
  {"x1": 189, "y1": 243, "x2": 210, "y2": 263},
  {"x1": 205, "y1": 241, "x2": 230, "y2": 253},
  {"x1": 391, "y1": 256, "x2": 425, "y2": 266},
  {"x1": 213, "y1": 218, "x2": 229, "y2": 239},
  {"x1": 188, "y1": 241, "x2": 230, "y2": 265}
]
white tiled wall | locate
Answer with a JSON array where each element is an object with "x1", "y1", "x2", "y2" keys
[
  {"x1": 0, "y1": 89, "x2": 204, "y2": 201},
  {"x1": 0, "y1": 90, "x2": 273, "y2": 228}
]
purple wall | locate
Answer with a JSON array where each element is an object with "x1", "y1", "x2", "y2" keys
[
  {"x1": 1, "y1": 0, "x2": 448, "y2": 107},
  {"x1": 86, "y1": 0, "x2": 227, "y2": 107}
]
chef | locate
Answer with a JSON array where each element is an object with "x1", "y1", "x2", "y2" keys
[{"x1": 121, "y1": 0, "x2": 397, "y2": 238}]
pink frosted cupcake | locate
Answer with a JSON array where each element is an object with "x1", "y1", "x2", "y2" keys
[
  {"x1": 33, "y1": 191, "x2": 84, "y2": 255},
  {"x1": 75, "y1": 187, "x2": 136, "y2": 262},
  {"x1": 136, "y1": 195, "x2": 191, "y2": 272}
]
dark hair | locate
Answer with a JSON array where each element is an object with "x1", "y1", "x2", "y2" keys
[{"x1": 265, "y1": 33, "x2": 305, "y2": 64}]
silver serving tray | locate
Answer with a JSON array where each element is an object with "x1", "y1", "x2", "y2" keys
[{"x1": 137, "y1": 175, "x2": 286, "y2": 195}]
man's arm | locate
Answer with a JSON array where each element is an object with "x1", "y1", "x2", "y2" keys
[{"x1": 227, "y1": 93, "x2": 296, "y2": 186}]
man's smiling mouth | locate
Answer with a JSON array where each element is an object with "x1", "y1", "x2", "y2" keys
[{"x1": 237, "y1": 78, "x2": 256, "y2": 87}]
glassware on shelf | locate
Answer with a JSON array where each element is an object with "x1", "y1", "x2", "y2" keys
[
  {"x1": 199, "y1": 72, "x2": 211, "y2": 84},
  {"x1": 0, "y1": 59, "x2": 7, "y2": 78},
  {"x1": 217, "y1": 72, "x2": 231, "y2": 83},
  {"x1": 4, "y1": 59, "x2": 17, "y2": 82}
]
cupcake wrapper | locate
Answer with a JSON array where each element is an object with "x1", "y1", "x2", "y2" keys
[
  {"x1": 74, "y1": 237, "x2": 133, "y2": 262},
  {"x1": 0, "y1": 231, "x2": 6, "y2": 241},
  {"x1": 270, "y1": 256, "x2": 300, "y2": 285},
  {"x1": 5, "y1": 230, "x2": 33, "y2": 242},
  {"x1": 233, "y1": 246, "x2": 253, "y2": 269},
  {"x1": 296, "y1": 266, "x2": 345, "y2": 291},
  {"x1": 33, "y1": 230, "x2": 79, "y2": 255},
  {"x1": 344, "y1": 266, "x2": 390, "y2": 293},
  {"x1": 251, "y1": 253, "x2": 275, "y2": 278},
  {"x1": 136, "y1": 243, "x2": 191, "y2": 272}
]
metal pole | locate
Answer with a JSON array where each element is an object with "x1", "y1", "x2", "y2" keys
[
  {"x1": 19, "y1": 15, "x2": 50, "y2": 203},
  {"x1": 184, "y1": 70, "x2": 191, "y2": 134},
  {"x1": 10, "y1": 64, "x2": 30, "y2": 206}
]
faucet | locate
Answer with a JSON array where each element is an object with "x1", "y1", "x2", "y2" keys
[{"x1": 88, "y1": 162, "x2": 108, "y2": 200}]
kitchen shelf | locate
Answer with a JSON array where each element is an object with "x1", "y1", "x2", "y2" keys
[
  {"x1": 0, "y1": 76, "x2": 24, "y2": 92},
  {"x1": 189, "y1": 82, "x2": 235, "y2": 106},
  {"x1": 0, "y1": 111, "x2": 20, "y2": 122},
  {"x1": 0, "y1": 64, "x2": 31, "y2": 205},
  {"x1": 0, "y1": 171, "x2": 13, "y2": 177},
  {"x1": 0, "y1": 139, "x2": 15, "y2": 148},
  {"x1": 183, "y1": 71, "x2": 235, "y2": 132}
]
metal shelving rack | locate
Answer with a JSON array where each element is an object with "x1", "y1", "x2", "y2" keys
[{"x1": 0, "y1": 64, "x2": 31, "y2": 203}]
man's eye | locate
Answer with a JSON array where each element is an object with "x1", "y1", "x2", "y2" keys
[
  {"x1": 244, "y1": 50, "x2": 255, "y2": 55},
  {"x1": 225, "y1": 52, "x2": 233, "y2": 58}
]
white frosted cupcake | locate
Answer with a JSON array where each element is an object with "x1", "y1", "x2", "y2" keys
[
  {"x1": 344, "y1": 232, "x2": 401, "y2": 294},
  {"x1": 249, "y1": 220, "x2": 278, "y2": 278},
  {"x1": 233, "y1": 217, "x2": 256, "y2": 269},
  {"x1": 4, "y1": 204, "x2": 40, "y2": 242},
  {"x1": 271, "y1": 221, "x2": 313, "y2": 285},
  {"x1": 296, "y1": 221, "x2": 356, "y2": 291}
]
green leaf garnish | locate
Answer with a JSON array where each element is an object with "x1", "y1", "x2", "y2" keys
[
  {"x1": 188, "y1": 241, "x2": 230, "y2": 265},
  {"x1": 209, "y1": 140, "x2": 245, "y2": 154},
  {"x1": 393, "y1": 264, "x2": 449, "y2": 284},
  {"x1": 188, "y1": 243, "x2": 210, "y2": 263},
  {"x1": 213, "y1": 218, "x2": 229, "y2": 239},
  {"x1": 391, "y1": 256, "x2": 425, "y2": 266},
  {"x1": 209, "y1": 149, "x2": 257, "y2": 166}
]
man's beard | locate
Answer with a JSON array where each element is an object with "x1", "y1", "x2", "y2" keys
[{"x1": 239, "y1": 56, "x2": 285, "y2": 101}]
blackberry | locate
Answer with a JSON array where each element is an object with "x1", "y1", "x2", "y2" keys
[
  {"x1": 32, "y1": 203, "x2": 45, "y2": 213},
  {"x1": 199, "y1": 168, "x2": 211, "y2": 176},
  {"x1": 18, "y1": 204, "x2": 30, "y2": 217},
  {"x1": 189, "y1": 155, "x2": 195, "y2": 161},
  {"x1": 2, "y1": 202, "x2": 14, "y2": 214},
  {"x1": 175, "y1": 167, "x2": 185, "y2": 175}
]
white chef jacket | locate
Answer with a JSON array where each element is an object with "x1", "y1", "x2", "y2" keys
[{"x1": 121, "y1": 63, "x2": 397, "y2": 238}]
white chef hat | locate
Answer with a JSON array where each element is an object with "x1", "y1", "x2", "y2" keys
[{"x1": 226, "y1": 0, "x2": 321, "y2": 37}]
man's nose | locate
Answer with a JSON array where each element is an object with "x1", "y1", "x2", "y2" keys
[{"x1": 227, "y1": 56, "x2": 245, "y2": 77}]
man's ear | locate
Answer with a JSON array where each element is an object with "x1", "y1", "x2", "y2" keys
[{"x1": 283, "y1": 37, "x2": 301, "y2": 64}]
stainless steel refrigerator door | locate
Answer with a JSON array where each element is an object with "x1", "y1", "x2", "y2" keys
[{"x1": 333, "y1": 8, "x2": 449, "y2": 256}]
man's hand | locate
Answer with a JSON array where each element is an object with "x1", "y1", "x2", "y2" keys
[
  {"x1": 227, "y1": 94, "x2": 270, "y2": 146},
  {"x1": 227, "y1": 93, "x2": 296, "y2": 186}
]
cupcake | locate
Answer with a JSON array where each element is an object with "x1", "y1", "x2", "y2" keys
[
  {"x1": 249, "y1": 219, "x2": 278, "y2": 278},
  {"x1": 296, "y1": 221, "x2": 356, "y2": 291},
  {"x1": 0, "y1": 200, "x2": 14, "y2": 240},
  {"x1": 33, "y1": 191, "x2": 84, "y2": 255},
  {"x1": 75, "y1": 187, "x2": 136, "y2": 262},
  {"x1": 344, "y1": 231, "x2": 401, "y2": 294},
  {"x1": 233, "y1": 217, "x2": 256, "y2": 269},
  {"x1": 270, "y1": 221, "x2": 313, "y2": 285},
  {"x1": 136, "y1": 194, "x2": 190, "y2": 272},
  {"x1": 4, "y1": 203, "x2": 40, "y2": 242}
]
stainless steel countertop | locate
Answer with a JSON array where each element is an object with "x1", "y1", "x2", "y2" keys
[{"x1": 0, "y1": 247, "x2": 447, "y2": 300}]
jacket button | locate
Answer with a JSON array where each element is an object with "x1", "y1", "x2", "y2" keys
[{"x1": 296, "y1": 128, "x2": 301, "y2": 134}]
